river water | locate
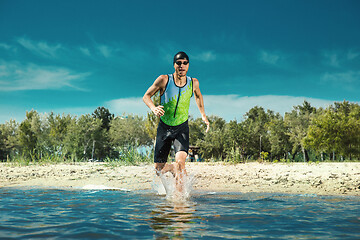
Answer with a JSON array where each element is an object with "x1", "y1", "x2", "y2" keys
[{"x1": 0, "y1": 187, "x2": 359, "y2": 239}]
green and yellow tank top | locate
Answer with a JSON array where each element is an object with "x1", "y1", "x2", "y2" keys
[{"x1": 160, "y1": 74, "x2": 193, "y2": 126}]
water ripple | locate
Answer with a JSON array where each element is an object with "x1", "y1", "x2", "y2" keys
[{"x1": 0, "y1": 188, "x2": 359, "y2": 239}]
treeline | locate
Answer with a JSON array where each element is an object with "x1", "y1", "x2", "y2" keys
[
  {"x1": 0, "y1": 107, "x2": 152, "y2": 162},
  {"x1": 192, "y1": 100, "x2": 360, "y2": 162},
  {"x1": 1, "y1": 101, "x2": 360, "y2": 162}
]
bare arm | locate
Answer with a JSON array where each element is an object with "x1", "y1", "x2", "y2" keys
[
  {"x1": 143, "y1": 75, "x2": 167, "y2": 117},
  {"x1": 193, "y1": 78, "x2": 210, "y2": 133}
]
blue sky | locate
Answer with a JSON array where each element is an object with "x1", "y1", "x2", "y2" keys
[{"x1": 1, "y1": 0, "x2": 359, "y2": 123}]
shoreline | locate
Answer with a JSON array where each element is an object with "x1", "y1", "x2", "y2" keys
[{"x1": 1, "y1": 162, "x2": 359, "y2": 196}]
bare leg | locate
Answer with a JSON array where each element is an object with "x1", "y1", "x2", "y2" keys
[
  {"x1": 154, "y1": 162, "x2": 175, "y2": 176},
  {"x1": 174, "y1": 151, "x2": 188, "y2": 192}
]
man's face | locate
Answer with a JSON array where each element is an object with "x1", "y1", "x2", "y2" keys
[{"x1": 174, "y1": 59, "x2": 189, "y2": 77}]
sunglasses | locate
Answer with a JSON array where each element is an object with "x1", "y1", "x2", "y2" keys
[{"x1": 175, "y1": 61, "x2": 189, "y2": 66}]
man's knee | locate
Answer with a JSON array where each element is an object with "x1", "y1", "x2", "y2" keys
[{"x1": 175, "y1": 151, "x2": 187, "y2": 160}]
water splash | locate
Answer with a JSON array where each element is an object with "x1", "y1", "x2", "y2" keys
[{"x1": 152, "y1": 171, "x2": 195, "y2": 202}]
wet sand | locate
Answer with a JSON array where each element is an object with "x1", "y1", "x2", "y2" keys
[{"x1": 1, "y1": 162, "x2": 359, "y2": 196}]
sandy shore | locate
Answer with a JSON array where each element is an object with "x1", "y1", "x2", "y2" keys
[{"x1": 1, "y1": 162, "x2": 359, "y2": 196}]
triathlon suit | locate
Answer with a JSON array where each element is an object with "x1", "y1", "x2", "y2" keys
[{"x1": 154, "y1": 74, "x2": 193, "y2": 163}]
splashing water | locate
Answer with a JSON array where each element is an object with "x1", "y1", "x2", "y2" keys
[{"x1": 152, "y1": 171, "x2": 195, "y2": 202}]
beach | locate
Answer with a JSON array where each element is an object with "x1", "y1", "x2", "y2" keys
[{"x1": 1, "y1": 162, "x2": 359, "y2": 196}]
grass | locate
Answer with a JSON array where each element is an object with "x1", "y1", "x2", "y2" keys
[
  {"x1": 3, "y1": 146, "x2": 359, "y2": 167},
  {"x1": 104, "y1": 146, "x2": 153, "y2": 167}
]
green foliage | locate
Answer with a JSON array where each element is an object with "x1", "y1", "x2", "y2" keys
[
  {"x1": 241, "y1": 106, "x2": 274, "y2": 159},
  {"x1": 0, "y1": 119, "x2": 19, "y2": 160},
  {"x1": 304, "y1": 101, "x2": 360, "y2": 160},
  {"x1": 260, "y1": 151, "x2": 269, "y2": 160},
  {"x1": 104, "y1": 146, "x2": 152, "y2": 166},
  {"x1": 92, "y1": 107, "x2": 114, "y2": 131},
  {"x1": 224, "y1": 120, "x2": 245, "y2": 159},
  {"x1": 18, "y1": 110, "x2": 39, "y2": 159},
  {"x1": 189, "y1": 116, "x2": 207, "y2": 145},
  {"x1": 267, "y1": 114, "x2": 291, "y2": 160},
  {"x1": 63, "y1": 114, "x2": 104, "y2": 161},
  {"x1": 196, "y1": 116, "x2": 227, "y2": 160},
  {"x1": 1, "y1": 107, "x2": 154, "y2": 163},
  {"x1": 109, "y1": 114, "x2": 151, "y2": 148},
  {"x1": 226, "y1": 146, "x2": 243, "y2": 163},
  {"x1": 1, "y1": 100, "x2": 360, "y2": 164},
  {"x1": 145, "y1": 91, "x2": 160, "y2": 143},
  {"x1": 284, "y1": 101, "x2": 316, "y2": 161},
  {"x1": 92, "y1": 107, "x2": 114, "y2": 159}
]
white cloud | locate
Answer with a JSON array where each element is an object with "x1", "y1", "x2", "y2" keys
[
  {"x1": 0, "y1": 43, "x2": 10, "y2": 49},
  {"x1": 79, "y1": 47, "x2": 91, "y2": 56},
  {"x1": 92, "y1": 42, "x2": 150, "y2": 61},
  {"x1": 323, "y1": 52, "x2": 340, "y2": 67},
  {"x1": 260, "y1": 51, "x2": 281, "y2": 65},
  {"x1": 322, "y1": 71, "x2": 360, "y2": 92},
  {"x1": 322, "y1": 71, "x2": 360, "y2": 84},
  {"x1": 322, "y1": 49, "x2": 360, "y2": 68},
  {"x1": 97, "y1": 44, "x2": 112, "y2": 58},
  {"x1": 0, "y1": 60, "x2": 89, "y2": 91},
  {"x1": 17, "y1": 37, "x2": 63, "y2": 58},
  {"x1": 192, "y1": 51, "x2": 217, "y2": 62},
  {"x1": 346, "y1": 50, "x2": 360, "y2": 60},
  {"x1": 0, "y1": 43, "x2": 16, "y2": 51},
  {"x1": 106, "y1": 97, "x2": 148, "y2": 116},
  {"x1": 105, "y1": 95, "x2": 340, "y2": 121}
]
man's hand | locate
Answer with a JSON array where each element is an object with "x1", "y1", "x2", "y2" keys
[
  {"x1": 152, "y1": 105, "x2": 165, "y2": 117},
  {"x1": 202, "y1": 115, "x2": 210, "y2": 133}
]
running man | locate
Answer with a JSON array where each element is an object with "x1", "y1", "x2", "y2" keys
[{"x1": 143, "y1": 51, "x2": 210, "y2": 190}]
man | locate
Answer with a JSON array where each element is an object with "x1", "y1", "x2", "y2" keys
[{"x1": 143, "y1": 51, "x2": 210, "y2": 189}]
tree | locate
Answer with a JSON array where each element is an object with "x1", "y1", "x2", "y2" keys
[
  {"x1": 63, "y1": 114, "x2": 103, "y2": 160},
  {"x1": 92, "y1": 107, "x2": 114, "y2": 131},
  {"x1": 31, "y1": 112, "x2": 51, "y2": 159},
  {"x1": 196, "y1": 116, "x2": 227, "y2": 159},
  {"x1": 92, "y1": 107, "x2": 114, "y2": 159},
  {"x1": 305, "y1": 108, "x2": 337, "y2": 158},
  {"x1": 241, "y1": 106, "x2": 274, "y2": 159},
  {"x1": 189, "y1": 116, "x2": 207, "y2": 146},
  {"x1": 305, "y1": 101, "x2": 360, "y2": 160},
  {"x1": 48, "y1": 112, "x2": 72, "y2": 146},
  {"x1": 223, "y1": 120, "x2": 246, "y2": 161},
  {"x1": 0, "y1": 127, "x2": 5, "y2": 160},
  {"x1": 333, "y1": 101, "x2": 360, "y2": 159},
  {"x1": 285, "y1": 101, "x2": 316, "y2": 162},
  {"x1": 47, "y1": 112, "x2": 73, "y2": 157},
  {"x1": 0, "y1": 120, "x2": 20, "y2": 161},
  {"x1": 18, "y1": 110, "x2": 41, "y2": 159},
  {"x1": 145, "y1": 91, "x2": 160, "y2": 143},
  {"x1": 109, "y1": 115, "x2": 152, "y2": 150},
  {"x1": 3, "y1": 101, "x2": 360, "y2": 163},
  {"x1": 267, "y1": 114, "x2": 291, "y2": 160}
]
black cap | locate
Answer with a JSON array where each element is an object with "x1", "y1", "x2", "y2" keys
[{"x1": 173, "y1": 51, "x2": 189, "y2": 64}]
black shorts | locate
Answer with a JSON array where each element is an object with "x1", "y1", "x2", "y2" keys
[{"x1": 154, "y1": 119, "x2": 189, "y2": 163}]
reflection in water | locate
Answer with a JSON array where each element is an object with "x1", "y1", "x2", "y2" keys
[
  {"x1": 150, "y1": 170, "x2": 205, "y2": 239},
  {"x1": 149, "y1": 199, "x2": 200, "y2": 239},
  {"x1": 150, "y1": 172, "x2": 200, "y2": 239}
]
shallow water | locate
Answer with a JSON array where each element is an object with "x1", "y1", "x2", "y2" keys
[{"x1": 0, "y1": 187, "x2": 359, "y2": 239}]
